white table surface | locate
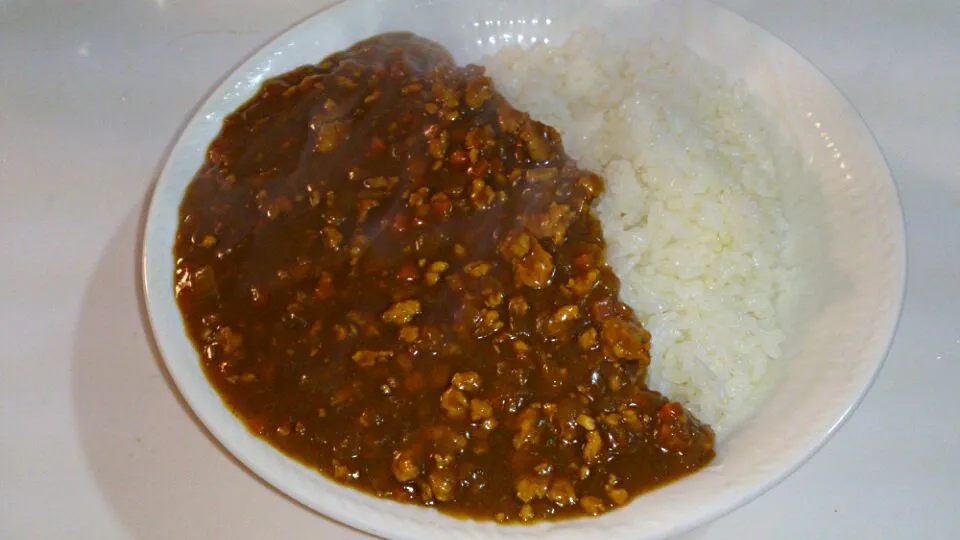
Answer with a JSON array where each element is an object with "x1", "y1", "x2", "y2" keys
[{"x1": 2, "y1": 1, "x2": 958, "y2": 538}]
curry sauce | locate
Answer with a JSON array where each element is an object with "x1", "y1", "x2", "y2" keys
[{"x1": 174, "y1": 33, "x2": 714, "y2": 522}]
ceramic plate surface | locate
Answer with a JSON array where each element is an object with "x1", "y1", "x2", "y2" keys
[{"x1": 142, "y1": 0, "x2": 906, "y2": 538}]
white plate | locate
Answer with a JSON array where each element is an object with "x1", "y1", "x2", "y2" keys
[{"x1": 141, "y1": 0, "x2": 906, "y2": 538}]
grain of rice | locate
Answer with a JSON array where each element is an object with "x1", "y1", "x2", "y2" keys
[{"x1": 484, "y1": 29, "x2": 801, "y2": 434}]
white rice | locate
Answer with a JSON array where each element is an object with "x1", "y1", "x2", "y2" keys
[{"x1": 483, "y1": 30, "x2": 801, "y2": 434}]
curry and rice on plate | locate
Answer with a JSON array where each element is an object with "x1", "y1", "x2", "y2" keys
[{"x1": 171, "y1": 30, "x2": 800, "y2": 523}]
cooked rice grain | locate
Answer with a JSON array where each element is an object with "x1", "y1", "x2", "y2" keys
[{"x1": 484, "y1": 30, "x2": 801, "y2": 434}]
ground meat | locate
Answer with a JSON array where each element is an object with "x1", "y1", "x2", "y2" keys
[
  {"x1": 502, "y1": 232, "x2": 554, "y2": 289},
  {"x1": 383, "y1": 300, "x2": 422, "y2": 325},
  {"x1": 173, "y1": 32, "x2": 714, "y2": 524},
  {"x1": 601, "y1": 318, "x2": 651, "y2": 362}
]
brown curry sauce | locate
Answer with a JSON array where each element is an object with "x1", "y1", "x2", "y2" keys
[{"x1": 174, "y1": 33, "x2": 714, "y2": 522}]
